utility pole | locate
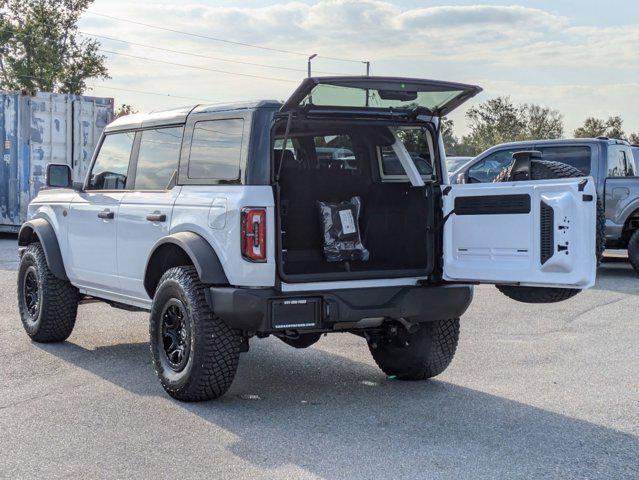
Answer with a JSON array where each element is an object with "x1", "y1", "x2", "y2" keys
[
  {"x1": 307, "y1": 54, "x2": 317, "y2": 78},
  {"x1": 363, "y1": 61, "x2": 371, "y2": 106}
]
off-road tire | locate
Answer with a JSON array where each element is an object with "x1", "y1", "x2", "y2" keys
[
  {"x1": 149, "y1": 266, "x2": 242, "y2": 402},
  {"x1": 369, "y1": 318, "x2": 460, "y2": 380},
  {"x1": 495, "y1": 159, "x2": 605, "y2": 304},
  {"x1": 279, "y1": 333, "x2": 322, "y2": 349},
  {"x1": 17, "y1": 242, "x2": 79, "y2": 343},
  {"x1": 495, "y1": 285, "x2": 580, "y2": 303},
  {"x1": 628, "y1": 229, "x2": 639, "y2": 275}
]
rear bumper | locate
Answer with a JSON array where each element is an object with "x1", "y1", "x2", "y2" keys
[{"x1": 209, "y1": 284, "x2": 474, "y2": 333}]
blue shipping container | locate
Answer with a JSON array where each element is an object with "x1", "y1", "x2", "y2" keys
[{"x1": 0, "y1": 91, "x2": 113, "y2": 232}]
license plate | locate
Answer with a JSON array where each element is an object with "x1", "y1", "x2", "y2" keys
[{"x1": 271, "y1": 298, "x2": 321, "y2": 330}]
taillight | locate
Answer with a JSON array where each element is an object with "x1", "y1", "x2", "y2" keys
[{"x1": 241, "y1": 207, "x2": 267, "y2": 262}]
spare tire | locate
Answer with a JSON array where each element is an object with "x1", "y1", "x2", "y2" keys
[
  {"x1": 279, "y1": 333, "x2": 322, "y2": 349},
  {"x1": 494, "y1": 159, "x2": 605, "y2": 304}
]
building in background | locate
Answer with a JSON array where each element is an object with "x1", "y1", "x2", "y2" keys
[{"x1": 0, "y1": 91, "x2": 113, "y2": 232}]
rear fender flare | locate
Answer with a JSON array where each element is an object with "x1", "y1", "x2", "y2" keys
[
  {"x1": 18, "y1": 218, "x2": 68, "y2": 281},
  {"x1": 144, "y1": 232, "x2": 229, "y2": 297}
]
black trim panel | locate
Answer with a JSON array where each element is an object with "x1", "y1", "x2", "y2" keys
[
  {"x1": 18, "y1": 219, "x2": 68, "y2": 281},
  {"x1": 144, "y1": 232, "x2": 229, "y2": 296},
  {"x1": 454, "y1": 194, "x2": 531, "y2": 215},
  {"x1": 210, "y1": 284, "x2": 474, "y2": 332},
  {"x1": 540, "y1": 201, "x2": 555, "y2": 265}
]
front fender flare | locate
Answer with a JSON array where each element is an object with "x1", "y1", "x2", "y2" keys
[
  {"x1": 18, "y1": 218, "x2": 68, "y2": 281},
  {"x1": 144, "y1": 232, "x2": 229, "y2": 294}
]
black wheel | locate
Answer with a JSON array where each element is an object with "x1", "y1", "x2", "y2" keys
[
  {"x1": 17, "y1": 242, "x2": 79, "y2": 343},
  {"x1": 369, "y1": 319, "x2": 460, "y2": 380},
  {"x1": 629, "y1": 229, "x2": 639, "y2": 275},
  {"x1": 278, "y1": 333, "x2": 322, "y2": 349},
  {"x1": 149, "y1": 266, "x2": 242, "y2": 401},
  {"x1": 494, "y1": 159, "x2": 605, "y2": 304}
]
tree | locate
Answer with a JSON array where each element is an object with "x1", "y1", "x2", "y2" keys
[
  {"x1": 460, "y1": 96, "x2": 564, "y2": 155},
  {"x1": 574, "y1": 115, "x2": 625, "y2": 140},
  {"x1": 441, "y1": 117, "x2": 475, "y2": 156},
  {"x1": 629, "y1": 133, "x2": 639, "y2": 145},
  {"x1": 115, "y1": 104, "x2": 138, "y2": 118},
  {"x1": 574, "y1": 117, "x2": 607, "y2": 138},
  {"x1": 0, "y1": 0, "x2": 109, "y2": 95},
  {"x1": 524, "y1": 104, "x2": 564, "y2": 140},
  {"x1": 604, "y1": 116, "x2": 625, "y2": 140}
]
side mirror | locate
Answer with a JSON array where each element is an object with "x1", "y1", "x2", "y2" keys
[{"x1": 46, "y1": 164, "x2": 73, "y2": 189}]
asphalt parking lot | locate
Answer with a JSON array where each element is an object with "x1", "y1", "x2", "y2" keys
[{"x1": 0, "y1": 234, "x2": 637, "y2": 479}]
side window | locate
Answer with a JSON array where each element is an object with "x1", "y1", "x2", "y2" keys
[
  {"x1": 378, "y1": 127, "x2": 434, "y2": 180},
  {"x1": 537, "y1": 146, "x2": 591, "y2": 175},
  {"x1": 135, "y1": 127, "x2": 183, "y2": 190},
  {"x1": 188, "y1": 119, "x2": 244, "y2": 180},
  {"x1": 607, "y1": 146, "x2": 633, "y2": 177},
  {"x1": 314, "y1": 135, "x2": 358, "y2": 171},
  {"x1": 630, "y1": 147, "x2": 638, "y2": 176},
  {"x1": 467, "y1": 149, "x2": 518, "y2": 183},
  {"x1": 87, "y1": 132, "x2": 135, "y2": 190}
]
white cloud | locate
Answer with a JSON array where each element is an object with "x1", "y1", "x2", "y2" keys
[{"x1": 81, "y1": 1, "x2": 639, "y2": 132}]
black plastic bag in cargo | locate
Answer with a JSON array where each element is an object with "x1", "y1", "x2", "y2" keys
[{"x1": 317, "y1": 196, "x2": 370, "y2": 263}]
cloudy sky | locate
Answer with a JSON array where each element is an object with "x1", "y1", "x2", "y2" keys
[{"x1": 79, "y1": 0, "x2": 639, "y2": 136}]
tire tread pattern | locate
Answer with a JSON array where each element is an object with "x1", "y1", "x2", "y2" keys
[
  {"x1": 150, "y1": 266, "x2": 241, "y2": 402},
  {"x1": 18, "y1": 242, "x2": 78, "y2": 343},
  {"x1": 628, "y1": 230, "x2": 639, "y2": 275}
]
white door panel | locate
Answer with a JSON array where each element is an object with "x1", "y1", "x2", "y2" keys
[
  {"x1": 117, "y1": 188, "x2": 181, "y2": 299},
  {"x1": 67, "y1": 192, "x2": 124, "y2": 291},
  {"x1": 443, "y1": 178, "x2": 597, "y2": 289}
]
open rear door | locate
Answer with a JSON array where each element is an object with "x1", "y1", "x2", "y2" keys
[{"x1": 442, "y1": 179, "x2": 597, "y2": 289}]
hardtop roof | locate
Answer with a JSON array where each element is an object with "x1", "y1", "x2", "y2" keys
[{"x1": 104, "y1": 100, "x2": 281, "y2": 133}]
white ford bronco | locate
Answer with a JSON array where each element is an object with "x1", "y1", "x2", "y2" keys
[{"x1": 17, "y1": 77, "x2": 598, "y2": 401}]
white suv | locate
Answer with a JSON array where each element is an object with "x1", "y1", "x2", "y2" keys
[{"x1": 16, "y1": 76, "x2": 598, "y2": 401}]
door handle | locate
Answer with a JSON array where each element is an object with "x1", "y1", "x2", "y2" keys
[
  {"x1": 146, "y1": 213, "x2": 167, "y2": 222},
  {"x1": 98, "y1": 210, "x2": 114, "y2": 220}
]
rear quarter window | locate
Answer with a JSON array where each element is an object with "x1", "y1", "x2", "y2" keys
[
  {"x1": 188, "y1": 118, "x2": 244, "y2": 180},
  {"x1": 607, "y1": 145, "x2": 634, "y2": 177}
]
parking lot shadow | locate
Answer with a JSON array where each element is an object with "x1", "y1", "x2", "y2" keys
[{"x1": 37, "y1": 337, "x2": 638, "y2": 479}]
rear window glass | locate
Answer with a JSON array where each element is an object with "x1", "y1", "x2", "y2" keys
[
  {"x1": 314, "y1": 135, "x2": 358, "y2": 171},
  {"x1": 301, "y1": 84, "x2": 464, "y2": 112},
  {"x1": 188, "y1": 119, "x2": 244, "y2": 180},
  {"x1": 379, "y1": 128, "x2": 434, "y2": 179},
  {"x1": 538, "y1": 146, "x2": 591, "y2": 175}
]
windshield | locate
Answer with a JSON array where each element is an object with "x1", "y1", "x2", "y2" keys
[{"x1": 446, "y1": 156, "x2": 473, "y2": 172}]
